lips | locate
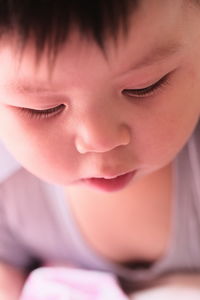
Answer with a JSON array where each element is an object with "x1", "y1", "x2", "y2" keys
[{"x1": 80, "y1": 171, "x2": 136, "y2": 192}]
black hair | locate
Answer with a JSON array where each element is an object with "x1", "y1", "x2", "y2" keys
[{"x1": 0, "y1": 0, "x2": 138, "y2": 62}]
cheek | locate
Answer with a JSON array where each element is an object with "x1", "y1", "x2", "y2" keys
[
  {"x1": 0, "y1": 113, "x2": 79, "y2": 185},
  {"x1": 134, "y1": 106, "x2": 199, "y2": 168},
  {"x1": 134, "y1": 67, "x2": 200, "y2": 166},
  {"x1": 7, "y1": 138, "x2": 79, "y2": 185}
]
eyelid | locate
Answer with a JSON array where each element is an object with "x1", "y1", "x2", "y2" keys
[
  {"x1": 122, "y1": 72, "x2": 171, "y2": 97},
  {"x1": 18, "y1": 104, "x2": 66, "y2": 120}
]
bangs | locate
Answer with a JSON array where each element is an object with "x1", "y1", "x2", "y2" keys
[{"x1": 0, "y1": 0, "x2": 138, "y2": 61}]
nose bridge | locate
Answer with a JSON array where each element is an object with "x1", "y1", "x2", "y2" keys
[{"x1": 75, "y1": 103, "x2": 130, "y2": 154}]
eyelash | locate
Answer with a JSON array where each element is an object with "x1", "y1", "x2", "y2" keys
[
  {"x1": 122, "y1": 73, "x2": 170, "y2": 98},
  {"x1": 18, "y1": 104, "x2": 66, "y2": 120}
]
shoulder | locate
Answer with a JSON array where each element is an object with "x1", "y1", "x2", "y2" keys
[
  {"x1": 183, "y1": 121, "x2": 200, "y2": 196},
  {"x1": 191, "y1": 121, "x2": 200, "y2": 147},
  {"x1": 0, "y1": 140, "x2": 22, "y2": 183},
  {"x1": 0, "y1": 140, "x2": 61, "y2": 236},
  {"x1": 0, "y1": 140, "x2": 43, "y2": 191},
  {"x1": 0, "y1": 140, "x2": 46, "y2": 215},
  {"x1": 0, "y1": 140, "x2": 65, "y2": 224},
  {"x1": 187, "y1": 121, "x2": 200, "y2": 166}
]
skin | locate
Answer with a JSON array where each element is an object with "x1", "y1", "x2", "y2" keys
[{"x1": 0, "y1": 0, "x2": 200, "y2": 263}]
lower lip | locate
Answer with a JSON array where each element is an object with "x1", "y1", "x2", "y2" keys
[{"x1": 80, "y1": 171, "x2": 136, "y2": 192}]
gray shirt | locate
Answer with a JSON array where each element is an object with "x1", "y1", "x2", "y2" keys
[{"x1": 0, "y1": 122, "x2": 200, "y2": 292}]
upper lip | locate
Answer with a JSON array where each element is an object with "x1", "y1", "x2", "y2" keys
[{"x1": 83, "y1": 170, "x2": 135, "y2": 180}]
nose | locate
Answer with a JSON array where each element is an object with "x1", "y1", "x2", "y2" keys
[{"x1": 75, "y1": 112, "x2": 131, "y2": 154}]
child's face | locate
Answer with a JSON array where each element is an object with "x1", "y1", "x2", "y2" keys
[{"x1": 0, "y1": 0, "x2": 199, "y2": 189}]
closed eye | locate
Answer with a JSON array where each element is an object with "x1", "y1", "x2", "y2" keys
[
  {"x1": 122, "y1": 73, "x2": 170, "y2": 98},
  {"x1": 18, "y1": 104, "x2": 66, "y2": 120}
]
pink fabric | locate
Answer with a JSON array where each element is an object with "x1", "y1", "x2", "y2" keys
[{"x1": 20, "y1": 267, "x2": 129, "y2": 300}]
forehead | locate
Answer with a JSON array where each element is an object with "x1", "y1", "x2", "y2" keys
[{"x1": 0, "y1": 0, "x2": 189, "y2": 89}]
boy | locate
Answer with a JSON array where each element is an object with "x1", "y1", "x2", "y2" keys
[{"x1": 1, "y1": 0, "x2": 200, "y2": 298}]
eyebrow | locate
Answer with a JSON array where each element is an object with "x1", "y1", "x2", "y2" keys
[
  {"x1": 5, "y1": 41, "x2": 183, "y2": 95},
  {"x1": 124, "y1": 41, "x2": 183, "y2": 72},
  {"x1": 6, "y1": 81, "x2": 60, "y2": 96}
]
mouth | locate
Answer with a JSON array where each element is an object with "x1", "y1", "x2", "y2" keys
[{"x1": 79, "y1": 170, "x2": 136, "y2": 192}]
